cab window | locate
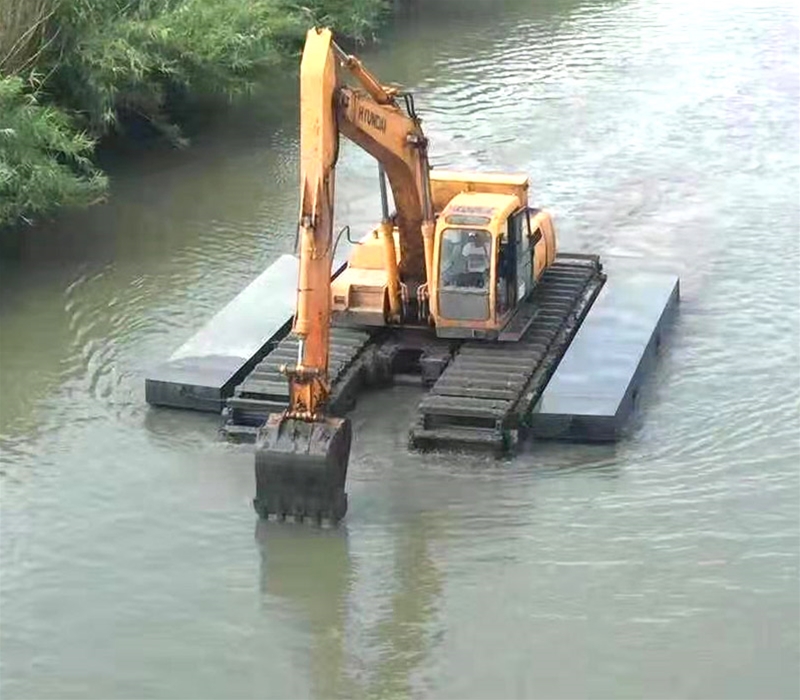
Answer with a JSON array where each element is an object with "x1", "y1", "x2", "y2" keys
[{"x1": 439, "y1": 228, "x2": 492, "y2": 290}]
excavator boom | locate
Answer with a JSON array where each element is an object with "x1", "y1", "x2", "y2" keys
[
  {"x1": 254, "y1": 28, "x2": 435, "y2": 523},
  {"x1": 254, "y1": 29, "x2": 344, "y2": 523}
]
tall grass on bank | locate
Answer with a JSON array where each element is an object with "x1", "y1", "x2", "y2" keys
[
  {"x1": 0, "y1": 0, "x2": 58, "y2": 76},
  {"x1": 0, "y1": 0, "x2": 389, "y2": 231},
  {"x1": 0, "y1": 75, "x2": 107, "y2": 226},
  {"x1": 48, "y1": 0, "x2": 303, "y2": 140}
]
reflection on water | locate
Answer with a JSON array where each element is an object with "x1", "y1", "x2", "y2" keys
[
  {"x1": 257, "y1": 522, "x2": 356, "y2": 699},
  {"x1": 2, "y1": 0, "x2": 799, "y2": 697},
  {"x1": 256, "y1": 505, "x2": 444, "y2": 700}
]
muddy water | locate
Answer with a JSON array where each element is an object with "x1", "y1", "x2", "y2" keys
[{"x1": 1, "y1": 0, "x2": 798, "y2": 698}]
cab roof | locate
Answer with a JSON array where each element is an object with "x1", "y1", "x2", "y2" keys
[
  {"x1": 441, "y1": 192, "x2": 521, "y2": 228},
  {"x1": 430, "y1": 170, "x2": 529, "y2": 187}
]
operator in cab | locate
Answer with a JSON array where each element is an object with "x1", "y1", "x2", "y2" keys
[{"x1": 461, "y1": 230, "x2": 490, "y2": 287}]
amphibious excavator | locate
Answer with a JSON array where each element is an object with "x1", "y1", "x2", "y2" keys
[{"x1": 244, "y1": 27, "x2": 605, "y2": 524}]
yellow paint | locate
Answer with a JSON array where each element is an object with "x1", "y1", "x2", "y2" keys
[
  {"x1": 430, "y1": 170, "x2": 529, "y2": 211},
  {"x1": 285, "y1": 26, "x2": 560, "y2": 418}
]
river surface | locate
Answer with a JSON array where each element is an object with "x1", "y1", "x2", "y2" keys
[{"x1": 1, "y1": 0, "x2": 798, "y2": 698}]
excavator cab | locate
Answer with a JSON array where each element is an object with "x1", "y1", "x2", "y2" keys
[{"x1": 429, "y1": 176, "x2": 557, "y2": 339}]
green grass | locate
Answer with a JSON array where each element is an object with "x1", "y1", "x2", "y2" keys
[
  {"x1": 0, "y1": 74, "x2": 107, "y2": 226},
  {"x1": 0, "y1": 0, "x2": 57, "y2": 76},
  {"x1": 0, "y1": 0, "x2": 390, "y2": 230}
]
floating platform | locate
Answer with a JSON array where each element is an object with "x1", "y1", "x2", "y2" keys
[
  {"x1": 146, "y1": 255, "x2": 304, "y2": 412},
  {"x1": 146, "y1": 252, "x2": 679, "y2": 448},
  {"x1": 526, "y1": 269, "x2": 679, "y2": 442}
]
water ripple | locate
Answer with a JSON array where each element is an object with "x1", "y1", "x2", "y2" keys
[{"x1": 2, "y1": 0, "x2": 799, "y2": 697}]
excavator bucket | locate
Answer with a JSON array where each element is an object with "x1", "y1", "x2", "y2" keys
[{"x1": 253, "y1": 413, "x2": 351, "y2": 524}]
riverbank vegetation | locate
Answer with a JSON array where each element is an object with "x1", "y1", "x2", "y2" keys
[{"x1": 0, "y1": 0, "x2": 391, "y2": 230}]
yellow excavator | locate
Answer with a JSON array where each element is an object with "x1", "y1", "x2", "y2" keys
[{"x1": 251, "y1": 28, "x2": 603, "y2": 523}]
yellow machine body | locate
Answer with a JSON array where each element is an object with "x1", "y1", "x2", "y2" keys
[
  {"x1": 255, "y1": 27, "x2": 560, "y2": 523},
  {"x1": 332, "y1": 170, "x2": 557, "y2": 338}
]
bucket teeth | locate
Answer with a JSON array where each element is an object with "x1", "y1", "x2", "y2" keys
[{"x1": 253, "y1": 414, "x2": 351, "y2": 525}]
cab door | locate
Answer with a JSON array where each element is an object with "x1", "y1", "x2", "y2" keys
[
  {"x1": 530, "y1": 219, "x2": 545, "y2": 282},
  {"x1": 495, "y1": 221, "x2": 516, "y2": 319},
  {"x1": 509, "y1": 209, "x2": 532, "y2": 303},
  {"x1": 529, "y1": 208, "x2": 557, "y2": 282}
]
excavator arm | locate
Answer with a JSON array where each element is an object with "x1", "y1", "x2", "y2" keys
[
  {"x1": 283, "y1": 27, "x2": 338, "y2": 422},
  {"x1": 288, "y1": 28, "x2": 438, "y2": 424},
  {"x1": 254, "y1": 28, "x2": 435, "y2": 524},
  {"x1": 334, "y1": 52, "x2": 436, "y2": 292}
]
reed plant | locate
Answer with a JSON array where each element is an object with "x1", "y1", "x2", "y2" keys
[
  {"x1": 0, "y1": 0, "x2": 390, "y2": 229},
  {"x1": 0, "y1": 0, "x2": 59, "y2": 76},
  {"x1": 0, "y1": 74, "x2": 107, "y2": 226}
]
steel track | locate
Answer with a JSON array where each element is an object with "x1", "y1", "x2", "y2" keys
[{"x1": 409, "y1": 255, "x2": 605, "y2": 452}]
